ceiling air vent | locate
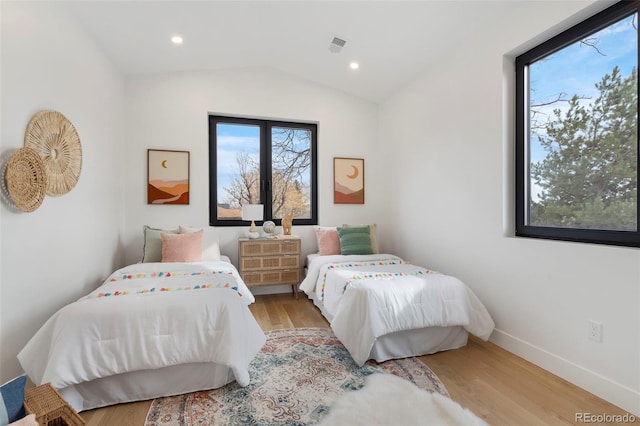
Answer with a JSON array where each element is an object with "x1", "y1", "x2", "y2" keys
[{"x1": 329, "y1": 36, "x2": 347, "y2": 53}]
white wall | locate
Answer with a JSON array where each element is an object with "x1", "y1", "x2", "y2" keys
[
  {"x1": 0, "y1": 2, "x2": 126, "y2": 381},
  {"x1": 123, "y1": 69, "x2": 384, "y2": 271},
  {"x1": 3, "y1": 0, "x2": 637, "y2": 416},
  {"x1": 379, "y1": 0, "x2": 640, "y2": 415}
]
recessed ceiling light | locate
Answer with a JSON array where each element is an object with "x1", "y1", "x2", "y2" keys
[
  {"x1": 349, "y1": 62, "x2": 359, "y2": 70},
  {"x1": 171, "y1": 35, "x2": 183, "y2": 45}
]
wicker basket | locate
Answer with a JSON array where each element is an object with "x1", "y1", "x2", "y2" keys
[
  {"x1": 4, "y1": 147, "x2": 47, "y2": 212},
  {"x1": 24, "y1": 110, "x2": 82, "y2": 196},
  {"x1": 24, "y1": 383, "x2": 85, "y2": 426}
]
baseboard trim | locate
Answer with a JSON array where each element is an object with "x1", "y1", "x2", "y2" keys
[{"x1": 490, "y1": 328, "x2": 640, "y2": 417}]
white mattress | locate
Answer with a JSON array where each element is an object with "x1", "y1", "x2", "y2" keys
[{"x1": 306, "y1": 253, "x2": 320, "y2": 267}]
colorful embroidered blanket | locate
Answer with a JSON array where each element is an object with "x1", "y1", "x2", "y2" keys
[
  {"x1": 330, "y1": 262, "x2": 439, "y2": 296},
  {"x1": 313, "y1": 258, "x2": 440, "y2": 315},
  {"x1": 86, "y1": 267, "x2": 245, "y2": 299}
]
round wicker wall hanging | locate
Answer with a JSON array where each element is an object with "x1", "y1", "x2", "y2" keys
[
  {"x1": 5, "y1": 147, "x2": 47, "y2": 212},
  {"x1": 24, "y1": 110, "x2": 82, "y2": 196}
]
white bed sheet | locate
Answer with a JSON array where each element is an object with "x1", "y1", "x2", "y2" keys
[
  {"x1": 18, "y1": 260, "x2": 266, "y2": 411},
  {"x1": 60, "y1": 362, "x2": 234, "y2": 412},
  {"x1": 306, "y1": 288, "x2": 469, "y2": 362},
  {"x1": 301, "y1": 254, "x2": 494, "y2": 365}
]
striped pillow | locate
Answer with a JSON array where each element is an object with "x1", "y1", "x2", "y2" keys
[{"x1": 337, "y1": 226, "x2": 374, "y2": 255}]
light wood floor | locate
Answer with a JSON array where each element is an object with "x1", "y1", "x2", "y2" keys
[{"x1": 80, "y1": 294, "x2": 636, "y2": 425}]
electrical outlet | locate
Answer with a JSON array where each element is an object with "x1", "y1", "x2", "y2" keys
[{"x1": 588, "y1": 320, "x2": 602, "y2": 343}]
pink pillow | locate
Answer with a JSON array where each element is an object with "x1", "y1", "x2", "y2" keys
[
  {"x1": 161, "y1": 230, "x2": 203, "y2": 262},
  {"x1": 315, "y1": 227, "x2": 341, "y2": 255}
]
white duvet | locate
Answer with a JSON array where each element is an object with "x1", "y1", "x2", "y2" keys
[
  {"x1": 300, "y1": 254, "x2": 495, "y2": 365},
  {"x1": 18, "y1": 261, "x2": 266, "y2": 394}
]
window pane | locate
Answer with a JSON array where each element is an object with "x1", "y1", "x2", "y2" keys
[
  {"x1": 527, "y1": 13, "x2": 637, "y2": 231},
  {"x1": 216, "y1": 123, "x2": 260, "y2": 220},
  {"x1": 271, "y1": 126, "x2": 313, "y2": 219}
]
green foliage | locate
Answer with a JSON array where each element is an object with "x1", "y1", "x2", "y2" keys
[{"x1": 531, "y1": 66, "x2": 638, "y2": 230}]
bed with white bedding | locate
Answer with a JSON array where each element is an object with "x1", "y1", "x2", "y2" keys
[
  {"x1": 300, "y1": 253, "x2": 495, "y2": 365},
  {"x1": 18, "y1": 259, "x2": 266, "y2": 412}
]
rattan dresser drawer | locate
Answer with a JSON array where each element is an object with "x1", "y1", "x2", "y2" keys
[
  {"x1": 240, "y1": 254, "x2": 300, "y2": 271},
  {"x1": 239, "y1": 239, "x2": 300, "y2": 256},
  {"x1": 238, "y1": 237, "x2": 301, "y2": 298},
  {"x1": 241, "y1": 269, "x2": 300, "y2": 286}
]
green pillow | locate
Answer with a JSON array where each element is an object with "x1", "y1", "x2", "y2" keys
[
  {"x1": 337, "y1": 226, "x2": 373, "y2": 255},
  {"x1": 142, "y1": 225, "x2": 179, "y2": 262}
]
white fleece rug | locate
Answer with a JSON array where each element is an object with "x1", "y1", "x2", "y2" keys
[{"x1": 318, "y1": 373, "x2": 488, "y2": 426}]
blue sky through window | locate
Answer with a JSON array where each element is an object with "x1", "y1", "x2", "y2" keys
[
  {"x1": 216, "y1": 123, "x2": 260, "y2": 203},
  {"x1": 528, "y1": 12, "x2": 637, "y2": 200}
]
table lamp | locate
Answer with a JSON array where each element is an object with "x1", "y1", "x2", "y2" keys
[{"x1": 242, "y1": 204, "x2": 263, "y2": 239}]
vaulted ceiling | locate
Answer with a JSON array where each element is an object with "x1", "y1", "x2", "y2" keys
[{"x1": 60, "y1": 1, "x2": 562, "y2": 102}]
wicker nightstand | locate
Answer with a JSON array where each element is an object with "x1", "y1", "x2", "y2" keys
[
  {"x1": 24, "y1": 383, "x2": 85, "y2": 426},
  {"x1": 238, "y1": 237, "x2": 301, "y2": 298}
]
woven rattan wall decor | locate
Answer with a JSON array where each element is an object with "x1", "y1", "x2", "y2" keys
[
  {"x1": 24, "y1": 110, "x2": 82, "y2": 196},
  {"x1": 4, "y1": 147, "x2": 47, "y2": 212}
]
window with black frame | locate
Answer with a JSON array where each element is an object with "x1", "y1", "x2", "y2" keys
[
  {"x1": 209, "y1": 115, "x2": 318, "y2": 227},
  {"x1": 515, "y1": 1, "x2": 639, "y2": 247}
]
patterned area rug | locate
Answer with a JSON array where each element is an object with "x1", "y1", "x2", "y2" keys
[{"x1": 145, "y1": 327, "x2": 448, "y2": 426}]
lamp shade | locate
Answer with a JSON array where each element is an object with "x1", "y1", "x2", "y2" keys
[{"x1": 241, "y1": 204, "x2": 263, "y2": 221}]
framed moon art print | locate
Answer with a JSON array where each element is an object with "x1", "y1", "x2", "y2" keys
[
  {"x1": 147, "y1": 149, "x2": 190, "y2": 205},
  {"x1": 334, "y1": 157, "x2": 364, "y2": 204}
]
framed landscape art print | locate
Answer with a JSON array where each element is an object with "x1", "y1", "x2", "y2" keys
[
  {"x1": 334, "y1": 157, "x2": 364, "y2": 204},
  {"x1": 147, "y1": 149, "x2": 190, "y2": 204}
]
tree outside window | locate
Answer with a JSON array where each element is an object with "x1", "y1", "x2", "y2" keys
[
  {"x1": 209, "y1": 116, "x2": 317, "y2": 226},
  {"x1": 516, "y1": 1, "x2": 639, "y2": 247}
]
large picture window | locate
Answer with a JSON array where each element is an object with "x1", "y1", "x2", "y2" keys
[
  {"x1": 209, "y1": 115, "x2": 318, "y2": 226},
  {"x1": 516, "y1": 1, "x2": 639, "y2": 247}
]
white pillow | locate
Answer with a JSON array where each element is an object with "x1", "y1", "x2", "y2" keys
[
  {"x1": 142, "y1": 225, "x2": 179, "y2": 262},
  {"x1": 179, "y1": 225, "x2": 221, "y2": 261}
]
